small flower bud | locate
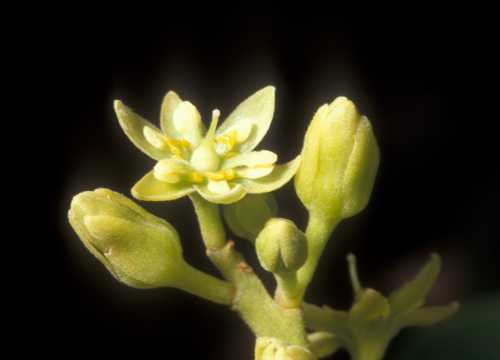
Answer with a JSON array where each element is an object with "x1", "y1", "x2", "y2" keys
[
  {"x1": 255, "y1": 337, "x2": 315, "y2": 360},
  {"x1": 223, "y1": 193, "x2": 278, "y2": 242},
  {"x1": 256, "y1": 218, "x2": 307, "y2": 273},
  {"x1": 295, "y1": 97, "x2": 380, "y2": 223},
  {"x1": 68, "y1": 188, "x2": 184, "y2": 289}
]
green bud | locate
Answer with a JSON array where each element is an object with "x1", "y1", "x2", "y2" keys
[
  {"x1": 68, "y1": 188, "x2": 184, "y2": 289},
  {"x1": 223, "y1": 193, "x2": 278, "y2": 242},
  {"x1": 256, "y1": 218, "x2": 307, "y2": 273},
  {"x1": 255, "y1": 337, "x2": 315, "y2": 360},
  {"x1": 295, "y1": 97, "x2": 380, "y2": 223}
]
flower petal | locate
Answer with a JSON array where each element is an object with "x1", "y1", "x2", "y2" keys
[
  {"x1": 236, "y1": 166, "x2": 274, "y2": 179},
  {"x1": 160, "y1": 92, "x2": 205, "y2": 146},
  {"x1": 172, "y1": 101, "x2": 204, "y2": 147},
  {"x1": 388, "y1": 253, "x2": 441, "y2": 315},
  {"x1": 153, "y1": 158, "x2": 193, "y2": 183},
  {"x1": 207, "y1": 180, "x2": 231, "y2": 194},
  {"x1": 216, "y1": 86, "x2": 275, "y2": 153},
  {"x1": 399, "y1": 302, "x2": 460, "y2": 328},
  {"x1": 132, "y1": 171, "x2": 195, "y2": 201},
  {"x1": 222, "y1": 150, "x2": 277, "y2": 169},
  {"x1": 240, "y1": 155, "x2": 301, "y2": 194},
  {"x1": 114, "y1": 100, "x2": 171, "y2": 160},
  {"x1": 194, "y1": 183, "x2": 247, "y2": 204},
  {"x1": 160, "y1": 90, "x2": 182, "y2": 136}
]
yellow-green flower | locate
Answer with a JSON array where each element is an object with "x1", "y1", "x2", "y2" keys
[
  {"x1": 114, "y1": 86, "x2": 300, "y2": 204},
  {"x1": 303, "y1": 254, "x2": 459, "y2": 360}
]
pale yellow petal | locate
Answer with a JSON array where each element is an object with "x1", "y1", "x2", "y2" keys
[
  {"x1": 216, "y1": 86, "x2": 275, "y2": 153},
  {"x1": 241, "y1": 156, "x2": 301, "y2": 194},
  {"x1": 194, "y1": 183, "x2": 247, "y2": 204},
  {"x1": 236, "y1": 166, "x2": 274, "y2": 179},
  {"x1": 132, "y1": 171, "x2": 195, "y2": 201},
  {"x1": 114, "y1": 100, "x2": 170, "y2": 160},
  {"x1": 173, "y1": 101, "x2": 203, "y2": 147},
  {"x1": 222, "y1": 150, "x2": 277, "y2": 169},
  {"x1": 160, "y1": 90, "x2": 182, "y2": 136},
  {"x1": 207, "y1": 180, "x2": 231, "y2": 194}
]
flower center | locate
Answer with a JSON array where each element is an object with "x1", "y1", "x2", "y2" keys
[
  {"x1": 190, "y1": 145, "x2": 220, "y2": 172},
  {"x1": 190, "y1": 109, "x2": 221, "y2": 172}
]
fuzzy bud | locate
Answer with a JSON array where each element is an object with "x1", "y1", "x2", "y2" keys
[
  {"x1": 68, "y1": 188, "x2": 184, "y2": 289},
  {"x1": 256, "y1": 218, "x2": 307, "y2": 273},
  {"x1": 295, "y1": 97, "x2": 380, "y2": 224}
]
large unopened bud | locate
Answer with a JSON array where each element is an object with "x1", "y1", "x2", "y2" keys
[
  {"x1": 68, "y1": 188, "x2": 184, "y2": 289},
  {"x1": 255, "y1": 337, "x2": 315, "y2": 360},
  {"x1": 295, "y1": 97, "x2": 380, "y2": 224},
  {"x1": 256, "y1": 218, "x2": 307, "y2": 274}
]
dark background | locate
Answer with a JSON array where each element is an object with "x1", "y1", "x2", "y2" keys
[{"x1": 38, "y1": 9, "x2": 499, "y2": 359}]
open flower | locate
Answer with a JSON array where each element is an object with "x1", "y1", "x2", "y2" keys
[
  {"x1": 303, "y1": 254, "x2": 459, "y2": 360},
  {"x1": 114, "y1": 86, "x2": 300, "y2": 204}
]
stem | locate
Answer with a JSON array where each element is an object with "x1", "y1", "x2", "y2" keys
[
  {"x1": 189, "y1": 194, "x2": 308, "y2": 346},
  {"x1": 275, "y1": 272, "x2": 301, "y2": 308},
  {"x1": 189, "y1": 193, "x2": 226, "y2": 249},
  {"x1": 207, "y1": 242, "x2": 308, "y2": 345},
  {"x1": 296, "y1": 212, "x2": 339, "y2": 301},
  {"x1": 175, "y1": 262, "x2": 235, "y2": 305}
]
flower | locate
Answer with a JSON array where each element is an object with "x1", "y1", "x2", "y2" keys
[
  {"x1": 303, "y1": 254, "x2": 459, "y2": 360},
  {"x1": 113, "y1": 86, "x2": 301, "y2": 204}
]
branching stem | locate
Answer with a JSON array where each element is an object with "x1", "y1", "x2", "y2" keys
[{"x1": 189, "y1": 193, "x2": 308, "y2": 346}]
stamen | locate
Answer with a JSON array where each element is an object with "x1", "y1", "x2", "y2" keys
[
  {"x1": 222, "y1": 169, "x2": 236, "y2": 180},
  {"x1": 166, "y1": 139, "x2": 191, "y2": 157},
  {"x1": 188, "y1": 172, "x2": 205, "y2": 183},
  {"x1": 223, "y1": 151, "x2": 239, "y2": 159},
  {"x1": 206, "y1": 171, "x2": 226, "y2": 181},
  {"x1": 215, "y1": 130, "x2": 237, "y2": 156},
  {"x1": 205, "y1": 169, "x2": 236, "y2": 181}
]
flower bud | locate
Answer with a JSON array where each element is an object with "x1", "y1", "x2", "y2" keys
[
  {"x1": 255, "y1": 337, "x2": 315, "y2": 360},
  {"x1": 68, "y1": 188, "x2": 184, "y2": 289},
  {"x1": 256, "y1": 218, "x2": 307, "y2": 273},
  {"x1": 223, "y1": 193, "x2": 278, "y2": 242},
  {"x1": 295, "y1": 97, "x2": 380, "y2": 223}
]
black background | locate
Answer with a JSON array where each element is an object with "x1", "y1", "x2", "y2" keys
[{"x1": 35, "y1": 8, "x2": 499, "y2": 359}]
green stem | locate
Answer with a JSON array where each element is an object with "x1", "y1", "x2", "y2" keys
[
  {"x1": 175, "y1": 262, "x2": 235, "y2": 305},
  {"x1": 275, "y1": 272, "x2": 301, "y2": 308},
  {"x1": 296, "y1": 212, "x2": 339, "y2": 301},
  {"x1": 189, "y1": 194, "x2": 308, "y2": 346},
  {"x1": 189, "y1": 193, "x2": 226, "y2": 249},
  {"x1": 207, "y1": 242, "x2": 308, "y2": 345}
]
